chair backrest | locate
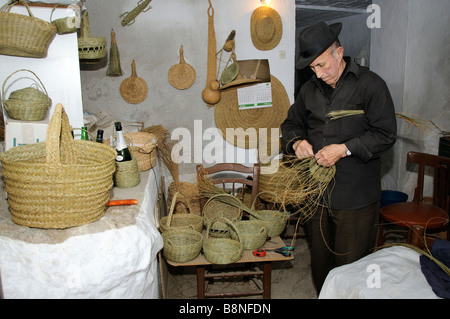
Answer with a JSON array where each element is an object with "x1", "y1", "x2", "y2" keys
[
  {"x1": 407, "y1": 151, "x2": 450, "y2": 211},
  {"x1": 196, "y1": 163, "x2": 260, "y2": 210}
]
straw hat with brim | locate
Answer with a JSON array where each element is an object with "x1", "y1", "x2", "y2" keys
[
  {"x1": 214, "y1": 75, "x2": 289, "y2": 153},
  {"x1": 296, "y1": 21, "x2": 342, "y2": 69},
  {"x1": 250, "y1": 6, "x2": 283, "y2": 51}
]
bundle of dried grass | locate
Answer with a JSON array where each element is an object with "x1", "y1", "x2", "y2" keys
[
  {"x1": 106, "y1": 29, "x2": 123, "y2": 77},
  {"x1": 258, "y1": 156, "x2": 336, "y2": 223},
  {"x1": 141, "y1": 124, "x2": 179, "y2": 183},
  {"x1": 327, "y1": 110, "x2": 431, "y2": 133}
]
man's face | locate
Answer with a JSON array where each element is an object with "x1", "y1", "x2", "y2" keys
[{"x1": 309, "y1": 45, "x2": 344, "y2": 88}]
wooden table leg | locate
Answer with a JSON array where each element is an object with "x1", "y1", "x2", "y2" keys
[
  {"x1": 263, "y1": 262, "x2": 271, "y2": 299},
  {"x1": 196, "y1": 266, "x2": 205, "y2": 299}
]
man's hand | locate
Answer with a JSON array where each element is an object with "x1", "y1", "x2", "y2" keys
[
  {"x1": 292, "y1": 140, "x2": 314, "y2": 159},
  {"x1": 315, "y1": 144, "x2": 348, "y2": 167}
]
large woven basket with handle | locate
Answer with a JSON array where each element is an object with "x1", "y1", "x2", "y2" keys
[
  {"x1": 0, "y1": 103, "x2": 117, "y2": 229},
  {"x1": 0, "y1": 0, "x2": 57, "y2": 58}
]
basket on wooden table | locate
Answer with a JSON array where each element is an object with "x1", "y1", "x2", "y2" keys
[
  {"x1": 203, "y1": 217, "x2": 243, "y2": 264},
  {"x1": 2, "y1": 69, "x2": 51, "y2": 121},
  {"x1": 159, "y1": 192, "x2": 203, "y2": 233},
  {"x1": 167, "y1": 181, "x2": 201, "y2": 215},
  {"x1": 162, "y1": 228, "x2": 202, "y2": 263},
  {"x1": 230, "y1": 219, "x2": 268, "y2": 250},
  {"x1": 0, "y1": 0, "x2": 57, "y2": 58},
  {"x1": 0, "y1": 103, "x2": 117, "y2": 229},
  {"x1": 248, "y1": 192, "x2": 287, "y2": 237},
  {"x1": 202, "y1": 193, "x2": 242, "y2": 238}
]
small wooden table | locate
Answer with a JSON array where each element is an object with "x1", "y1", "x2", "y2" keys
[{"x1": 166, "y1": 236, "x2": 293, "y2": 299}]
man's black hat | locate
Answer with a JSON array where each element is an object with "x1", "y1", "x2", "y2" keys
[{"x1": 296, "y1": 21, "x2": 342, "y2": 69}]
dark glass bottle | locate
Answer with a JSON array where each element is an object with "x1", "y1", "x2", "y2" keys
[
  {"x1": 114, "y1": 122, "x2": 132, "y2": 162},
  {"x1": 96, "y1": 129, "x2": 104, "y2": 143}
]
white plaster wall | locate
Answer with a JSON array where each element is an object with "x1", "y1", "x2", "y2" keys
[
  {"x1": 80, "y1": 0, "x2": 296, "y2": 174},
  {"x1": 371, "y1": 0, "x2": 450, "y2": 197}
]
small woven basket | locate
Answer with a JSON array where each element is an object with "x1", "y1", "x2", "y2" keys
[
  {"x1": 162, "y1": 228, "x2": 202, "y2": 263},
  {"x1": 2, "y1": 69, "x2": 51, "y2": 121},
  {"x1": 0, "y1": 0, "x2": 57, "y2": 58},
  {"x1": 167, "y1": 181, "x2": 201, "y2": 215},
  {"x1": 203, "y1": 217, "x2": 243, "y2": 264},
  {"x1": 78, "y1": 11, "x2": 106, "y2": 62},
  {"x1": 124, "y1": 132, "x2": 157, "y2": 171},
  {"x1": 230, "y1": 219, "x2": 268, "y2": 250},
  {"x1": 203, "y1": 194, "x2": 242, "y2": 238},
  {"x1": 114, "y1": 154, "x2": 141, "y2": 188},
  {"x1": 249, "y1": 192, "x2": 287, "y2": 237},
  {"x1": 50, "y1": 5, "x2": 78, "y2": 35},
  {"x1": 159, "y1": 192, "x2": 203, "y2": 233},
  {"x1": 0, "y1": 103, "x2": 116, "y2": 229}
]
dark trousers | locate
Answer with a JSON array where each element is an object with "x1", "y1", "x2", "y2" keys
[{"x1": 305, "y1": 201, "x2": 380, "y2": 293}]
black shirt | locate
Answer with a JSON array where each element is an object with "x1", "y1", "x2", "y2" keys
[{"x1": 281, "y1": 57, "x2": 397, "y2": 210}]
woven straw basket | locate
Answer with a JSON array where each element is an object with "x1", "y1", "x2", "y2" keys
[
  {"x1": 203, "y1": 217, "x2": 243, "y2": 264},
  {"x1": 159, "y1": 192, "x2": 203, "y2": 233},
  {"x1": 114, "y1": 154, "x2": 141, "y2": 188},
  {"x1": 202, "y1": 193, "x2": 242, "y2": 238},
  {"x1": 2, "y1": 69, "x2": 51, "y2": 121},
  {"x1": 162, "y1": 228, "x2": 202, "y2": 263},
  {"x1": 78, "y1": 11, "x2": 106, "y2": 62},
  {"x1": 230, "y1": 219, "x2": 268, "y2": 250},
  {"x1": 0, "y1": 0, "x2": 56, "y2": 58},
  {"x1": 249, "y1": 192, "x2": 287, "y2": 237},
  {"x1": 0, "y1": 103, "x2": 117, "y2": 229},
  {"x1": 50, "y1": 5, "x2": 78, "y2": 35},
  {"x1": 167, "y1": 181, "x2": 201, "y2": 215},
  {"x1": 124, "y1": 132, "x2": 157, "y2": 171}
]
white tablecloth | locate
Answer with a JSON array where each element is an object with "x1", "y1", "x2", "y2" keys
[
  {"x1": 0, "y1": 165, "x2": 163, "y2": 299},
  {"x1": 319, "y1": 246, "x2": 440, "y2": 299}
]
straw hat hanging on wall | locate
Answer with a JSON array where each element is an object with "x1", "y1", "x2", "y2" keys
[
  {"x1": 250, "y1": 6, "x2": 283, "y2": 51},
  {"x1": 214, "y1": 75, "x2": 289, "y2": 153}
]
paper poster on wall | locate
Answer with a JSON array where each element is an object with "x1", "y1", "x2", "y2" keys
[{"x1": 236, "y1": 59, "x2": 272, "y2": 110}]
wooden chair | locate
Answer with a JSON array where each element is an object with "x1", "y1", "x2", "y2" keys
[
  {"x1": 196, "y1": 163, "x2": 269, "y2": 298},
  {"x1": 377, "y1": 151, "x2": 450, "y2": 248},
  {"x1": 196, "y1": 163, "x2": 260, "y2": 210}
]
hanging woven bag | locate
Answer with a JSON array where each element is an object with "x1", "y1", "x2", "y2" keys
[{"x1": 0, "y1": 0, "x2": 57, "y2": 58}]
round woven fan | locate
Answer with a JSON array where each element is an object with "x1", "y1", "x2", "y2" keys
[
  {"x1": 168, "y1": 45, "x2": 196, "y2": 90},
  {"x1": 120, "y1": 60, "x2": 148, "y2": 104},
  {"x1": 214, "y1": 75, "x2": 289, "y2": 153}
]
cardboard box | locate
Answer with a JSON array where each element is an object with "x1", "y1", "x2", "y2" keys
[{"x1": 4, "y1": 116, "x2": 49, "y2": 151}]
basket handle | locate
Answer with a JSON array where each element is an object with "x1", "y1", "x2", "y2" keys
[
  {"x1": 206, "y1": 217, "x2": 243, "y2": 252},
  {"x1": 251, "y1": 191, "x2": 283, "y2": 211},
  {"x1": 203, "y1": 193, "x2": 244, "y2": 219},
  {"x1": 166, "y1": 191, "x2": 179, "y2": 227},
  {"x1": 2, "y1": 69, "x2": 50, "y2": 103},
  {"x1": 3, "y1": 0, "x2": 35, "y2": 18},
  {"x1": 45, "y1": 103, "x2": 77, "y2": 165}
]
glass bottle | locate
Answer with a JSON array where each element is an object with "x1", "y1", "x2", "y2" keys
[
  {"x1": 114, "y1": 122, "x2": 132, "y2": 162},
  {"x1": 81, "y1": 126, "x2": 89, "y2": 141},
  {"x1": 96, "y1": 129, "x2": 104, "y2": 143}
]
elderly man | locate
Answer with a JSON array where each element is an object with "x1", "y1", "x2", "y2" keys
[{"x1": 281, "y1": 21, "x2": 397, "y2": 292}]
